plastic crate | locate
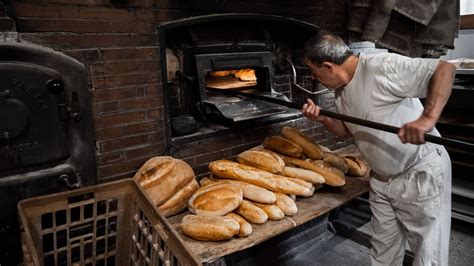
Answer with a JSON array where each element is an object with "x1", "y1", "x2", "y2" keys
[{"x1": 18, "y1": 178, "x2": 200, "y2": 266}]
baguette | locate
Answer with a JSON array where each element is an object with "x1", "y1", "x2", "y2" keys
[
  {"x1": 281, "y1": 126, "x2": 323, "y2": 159},
  {"x1": 281, "y1": 155, "x2": 345, "y2": 187},
  {"x1": 253, "y1": 202, "x2": 285, "y2": 220},
  {"x1": 274, "y1": 192, "x2": 297, "y2": 216},
  {"x1": 188, "y1": 183, "x2": 243, "y2": 216},
  {"x1": 323, "y1": 152, "x2": 349, "y2": 174},
  {"x1": 237, "y1": 149, "x2": 285, "y2": 174},
  {"x1": 209, "y1": 160, "x2": 314, "y2": 197},
  {"x1": 282, "y1": 166, "x2": 325, "y2": 184},
  {"x1": 226, "y1": 213, "x2": 253, "y2": 237},
  {"x1": 235, "y1": 200, "x2": 268, "y2": 224},
  {"x1": 158, "y1": 179, "x2": 199, "y2": 217},
  {"x1": 201, "y1": 176, "x2": 277, "y2": 204},
  {"x1": 344, "y1": 156, "x2": 369, "y2": 177},
  {"x1": 181, "y1": 215, "x2": 239, "y2": 241},
  {"x1": 263, "y1": 136, "x2": 303, "y2": 158}
]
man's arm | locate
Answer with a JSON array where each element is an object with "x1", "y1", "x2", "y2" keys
[
  {"x1": 302, "y1": 99, "x2": 352, "y2": 139},
  {"x1": 398, "y1": 60, "x2": 456, "y2": 144}
]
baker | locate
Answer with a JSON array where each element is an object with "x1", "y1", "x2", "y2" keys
[{"x1": 301, "y1": 32, "x2": 455, "y2": 265}]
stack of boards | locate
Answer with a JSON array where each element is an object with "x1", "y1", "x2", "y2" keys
[{"x1": 134, "y1": 126, "x2": 368, "y2": 242}]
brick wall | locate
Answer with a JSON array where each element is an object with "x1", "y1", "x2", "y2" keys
[{"x1": 2, "y1": 0, "x2": 350, "y2": 182}]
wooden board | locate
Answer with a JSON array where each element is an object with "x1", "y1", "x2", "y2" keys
[
  {"x1": 167, "y1": 145, "x2": 370, "y2": 263},
  {"x1": 206, "y1": 76, "x2": 257, "y2": 89}
]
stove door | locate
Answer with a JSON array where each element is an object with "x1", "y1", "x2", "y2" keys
[{"x1": 0, "y1": 63, "x2": 69, "y2": 171}]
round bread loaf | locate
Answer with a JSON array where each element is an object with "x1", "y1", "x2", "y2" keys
[
  {"x1": 281, "y1": 126, "x2": 323, "y2": 160},
  {"x1": 134, "y1": 156, "x2": 195, "y2": 207},
  {"x1": 188, "y1": 183, "x2": 243, "y2": 216},
  {"x1": 344, "y1": 156, "x2": 368, "y2": 177},
  {"x1": 158, "y1": 179, "x2": 199, "y2": 217},
  {"x1": 181, "y1": 214, "x2": 240, "y2": 241}
]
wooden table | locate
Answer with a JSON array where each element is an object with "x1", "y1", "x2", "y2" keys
[{"x1": 168, "y1": 145, "x2": 370, "y2": 264}]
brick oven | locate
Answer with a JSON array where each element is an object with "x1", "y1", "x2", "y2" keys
[{"x1": 0, "y1": 0, "x2": 351, "y2": 264}]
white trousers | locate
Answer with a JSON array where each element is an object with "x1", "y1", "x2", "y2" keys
[{"x1": 369, "y1": 147, "x2": 451, "y2": 266}]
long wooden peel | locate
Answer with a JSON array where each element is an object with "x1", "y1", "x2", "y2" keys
[{"x1": 207, "y1": 88, "x2": 474, "y2": 152}]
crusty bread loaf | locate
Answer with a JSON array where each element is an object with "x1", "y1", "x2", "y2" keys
[
  {"x1": 235, "y1": 200, "x2": 268, "y2": 224},
  {"x1": 263, "y1": 136, "x2": 303, "y2": 158},
  {"x1": 158, "y1": 179, "x2": 199, "y2": 217},
  {"x1": 210, "y1": 70, "x2": 230, "y2": 77},
  {"x1": 323, "y1": 152, "x2": 349, "y2": 174},
  {"x1": 239, "y1": 69, "x2": 256, "y2": 81},
  {"x1": 181, "y1": 214, "x2": 240, "y2": 241},
  {"x1": 201, "y1": 176, "x2": 277, "y2": 204},
  {"x1": 344, "y1": 156, "x2": 369, "y2": 177},
  {"x1": 253, "y1": 202, "x2": 285, "y2": 220},
  {"x1": 274, "y1": 192, "x2": 297, "y2": 216},
  {"x1": 281, "y1": 155, "x2": 345, "y2": 187},
  {"x1": 281, "y1": 127, "x2": 323, "y2": 160},
  {"x1": 282, "y1": 166, "x2": 325, "y2": 184},
  {"x1": 134, "y1": 156, "x2": 195, "y2": 207},
  {"x1": 237, "y1": 149, "x2": 285, "y2": 174},
  {"x1": 188, "y1": 183, "x2": 243, "y2": 216},
  {"x1": 226, "y1": 213, "x2": 253, "y2": 237},
  {"x1": 209, "y1": 160, "x2": 314, "y2": 197}
]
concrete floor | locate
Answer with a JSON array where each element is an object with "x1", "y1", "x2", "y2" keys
[{"x1": 286, "y1": 219, "x2": 474, "y2": 266}]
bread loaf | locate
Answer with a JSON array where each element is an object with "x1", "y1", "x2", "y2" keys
[
  {"x1": 281, "y1": 155, "x2": 345, "y2": 187},
  {"x1": 210, "y1": 70, "x2": 230, "y2": 77},
  {"x1": 253, "y1": 203, "x2": 285, "y2": 220},
  {"x1": 282, "y1": 166, "x2": 325, "y2": 184},
  {"x1": 274, "y1": 192, "x2": 297, "y2": 216},
  {"x1": 323, "y1": 152, "x2": 349, "y2": 174},
  {"x1": 188, "y1": 183, "x2": 243, "y2": 216},
  {"x1": 158, "y1": 179, "x2": 199, "y2": 217},
  {"x1": 237, "y1": 149, "x2": 285, "y2": 174},
  {"x1": 263, "y1": 136, "x2": 303, "y2": 158},
  {"x1": 209, "y1": 160, "x2": 314, "y2": 197},
  {"x1": 235, "y1": 200, "x2": 268, "y2": 224},
  {"x1": 344, "y1": 156, "x2": 369, "y2": 177},
  {"x1": 201, "y1": 176, "x2": 277, "y2": 204},
  {"x1": 239, "y1": 69, "x2": 257, "y2": 81},
  {"x1": 181, "y1": 215, "x2": 239, "y2": 241},
  {"x1": 281, "y1": 127, "x2": 323, "y2": 160},
  {"x1": 226, "y1": 213, "x2": 253, "y2": 237},
  {"x1": 134, "y1": 156, "x2": 195, "y2": 207}
]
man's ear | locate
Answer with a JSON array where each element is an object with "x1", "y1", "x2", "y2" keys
[{"x1": 321, "y1": 62, "x2": 335, "y2": 73}]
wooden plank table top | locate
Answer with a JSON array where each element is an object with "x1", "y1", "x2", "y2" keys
[{"x1": 167, "y1": 145, "x2": 370, "y2": 263}]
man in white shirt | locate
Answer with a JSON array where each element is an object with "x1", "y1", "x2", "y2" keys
[{"x1": 302, "y1": 33, "x2": 455, "y2": 266}]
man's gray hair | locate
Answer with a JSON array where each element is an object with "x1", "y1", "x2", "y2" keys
[{"x1": 304, "y1": 33, "x2": 353, "y2": 66}]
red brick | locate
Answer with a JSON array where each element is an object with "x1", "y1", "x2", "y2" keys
[
  {"x1": 101, "y1": 47, "x2": 158, "y2": 61},
  {"x1": 20, "y1": 33, "x2": 83, "y2": 50},
  {"x1": 97, "y1": 157, "x2": 147, "y2": 179},
  {"x1": 97, "y1": 151, "x2": 124, "y2": 165},
  {"x1": 17, "y1": 18, "x2": 113, "y2": 33},
  {"x1": 193, "y1": 149, "x2": 231, "y2": 166},
  {"x1": 146, "y1": 107, "x2": 162, "y2": 118},
  {"x1": 110, "y1": 21, "x2": 154, "y2": 34},
  {"x1": 125, "y1": 143, "x2": 165, "y2": 160},
  {"x1": 116, "y1": 72, "x2": 160, "y2": 86},
  {"x1": 100, "y1": 134, "x2": 149, "y2": 152},
  {"x1": 90, "y1": 61, "x2": 154, "y2": 77},
  {"x1": 120, "y1": 97, "x2": 161, "y2": 111},
  {"x1": 97, "y1": 101, "x2": 120, "y2": 113},
  {"x1": 95, "y1": 126, "x2": 123, "y2": 141},
  {"x1": 122, "y1": 121, "x2": 157, "y2": 135},
  {"x1": 12, "y1": 2, "x2": 79, "y2": 18},
  {"x1": 94, "y1": 111, "x2": 147, "y2": 129},
  {"x1": 92, "y1": 87, "x2": 138, "y2": 102},
  {"x1": 144, "y1": 84, "x2": 160, "y2": 96},
  {"x1": 78, "y1": 7, "x2": 134, "y2": 21},
  {"x1": 64, "y1": 49, "x2": 101, "y2": 64}
]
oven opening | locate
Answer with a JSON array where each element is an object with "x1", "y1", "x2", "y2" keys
[{"x1": 206, "y1": 68, "x2": 258, "y2": 90}]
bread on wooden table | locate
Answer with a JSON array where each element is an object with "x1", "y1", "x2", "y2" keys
[
  {"x1": 263, "y1": 135, "x2": 303, "y2": 158},
  {"x1": 188, "y1": 183, "x2": 243, "y2": 216},
  {"x1": 237, "y1": 149, "x2": 285, "y2": 174},
  {"x1": 235, "y1": 200, "x2": 268, "y2": 224},
  {"x1": 281, "y1": 126, "x2": 323, "y2": 160},
  {"x1": 253, "y1": 202, "x2": 285, "y2": 220},
  {"x1": 281, "y1": 155, "x2": 346, "y2": 187},
  {"x1": 274, "y1": 192, "x2": 298, "y2": 216},
  {"x1": 181, "y1": 214, "x2": 240, "y2": 241},
  {"x1": 225, "y1": 213, "x2": 253, "y2": 237},
  {"x1": 134, "y1": 156, "x2": 195, "y2": 207},
  {"x1": 209, "y1": 160, "x2": 314, "y2": 197},
  {"x1": 158, "y1": 179, "x2": 199, "y2": 217},
  {"x1": 323, "y1": 152, "x2": 349, "y2": 174},
  {"x1": 344, "y1": 156, "x2": 369, "y2": 177},
  {"x1": 282, "y1": 166, "x2": 325, "y2": 184},
  {"x1": 200, "y1": 176, "x2": 277, "y2": 204}
]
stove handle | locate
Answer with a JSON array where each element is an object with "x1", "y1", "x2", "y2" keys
[{"x1": 57, "y1": 174, "x2": 80, "y2": 189}]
